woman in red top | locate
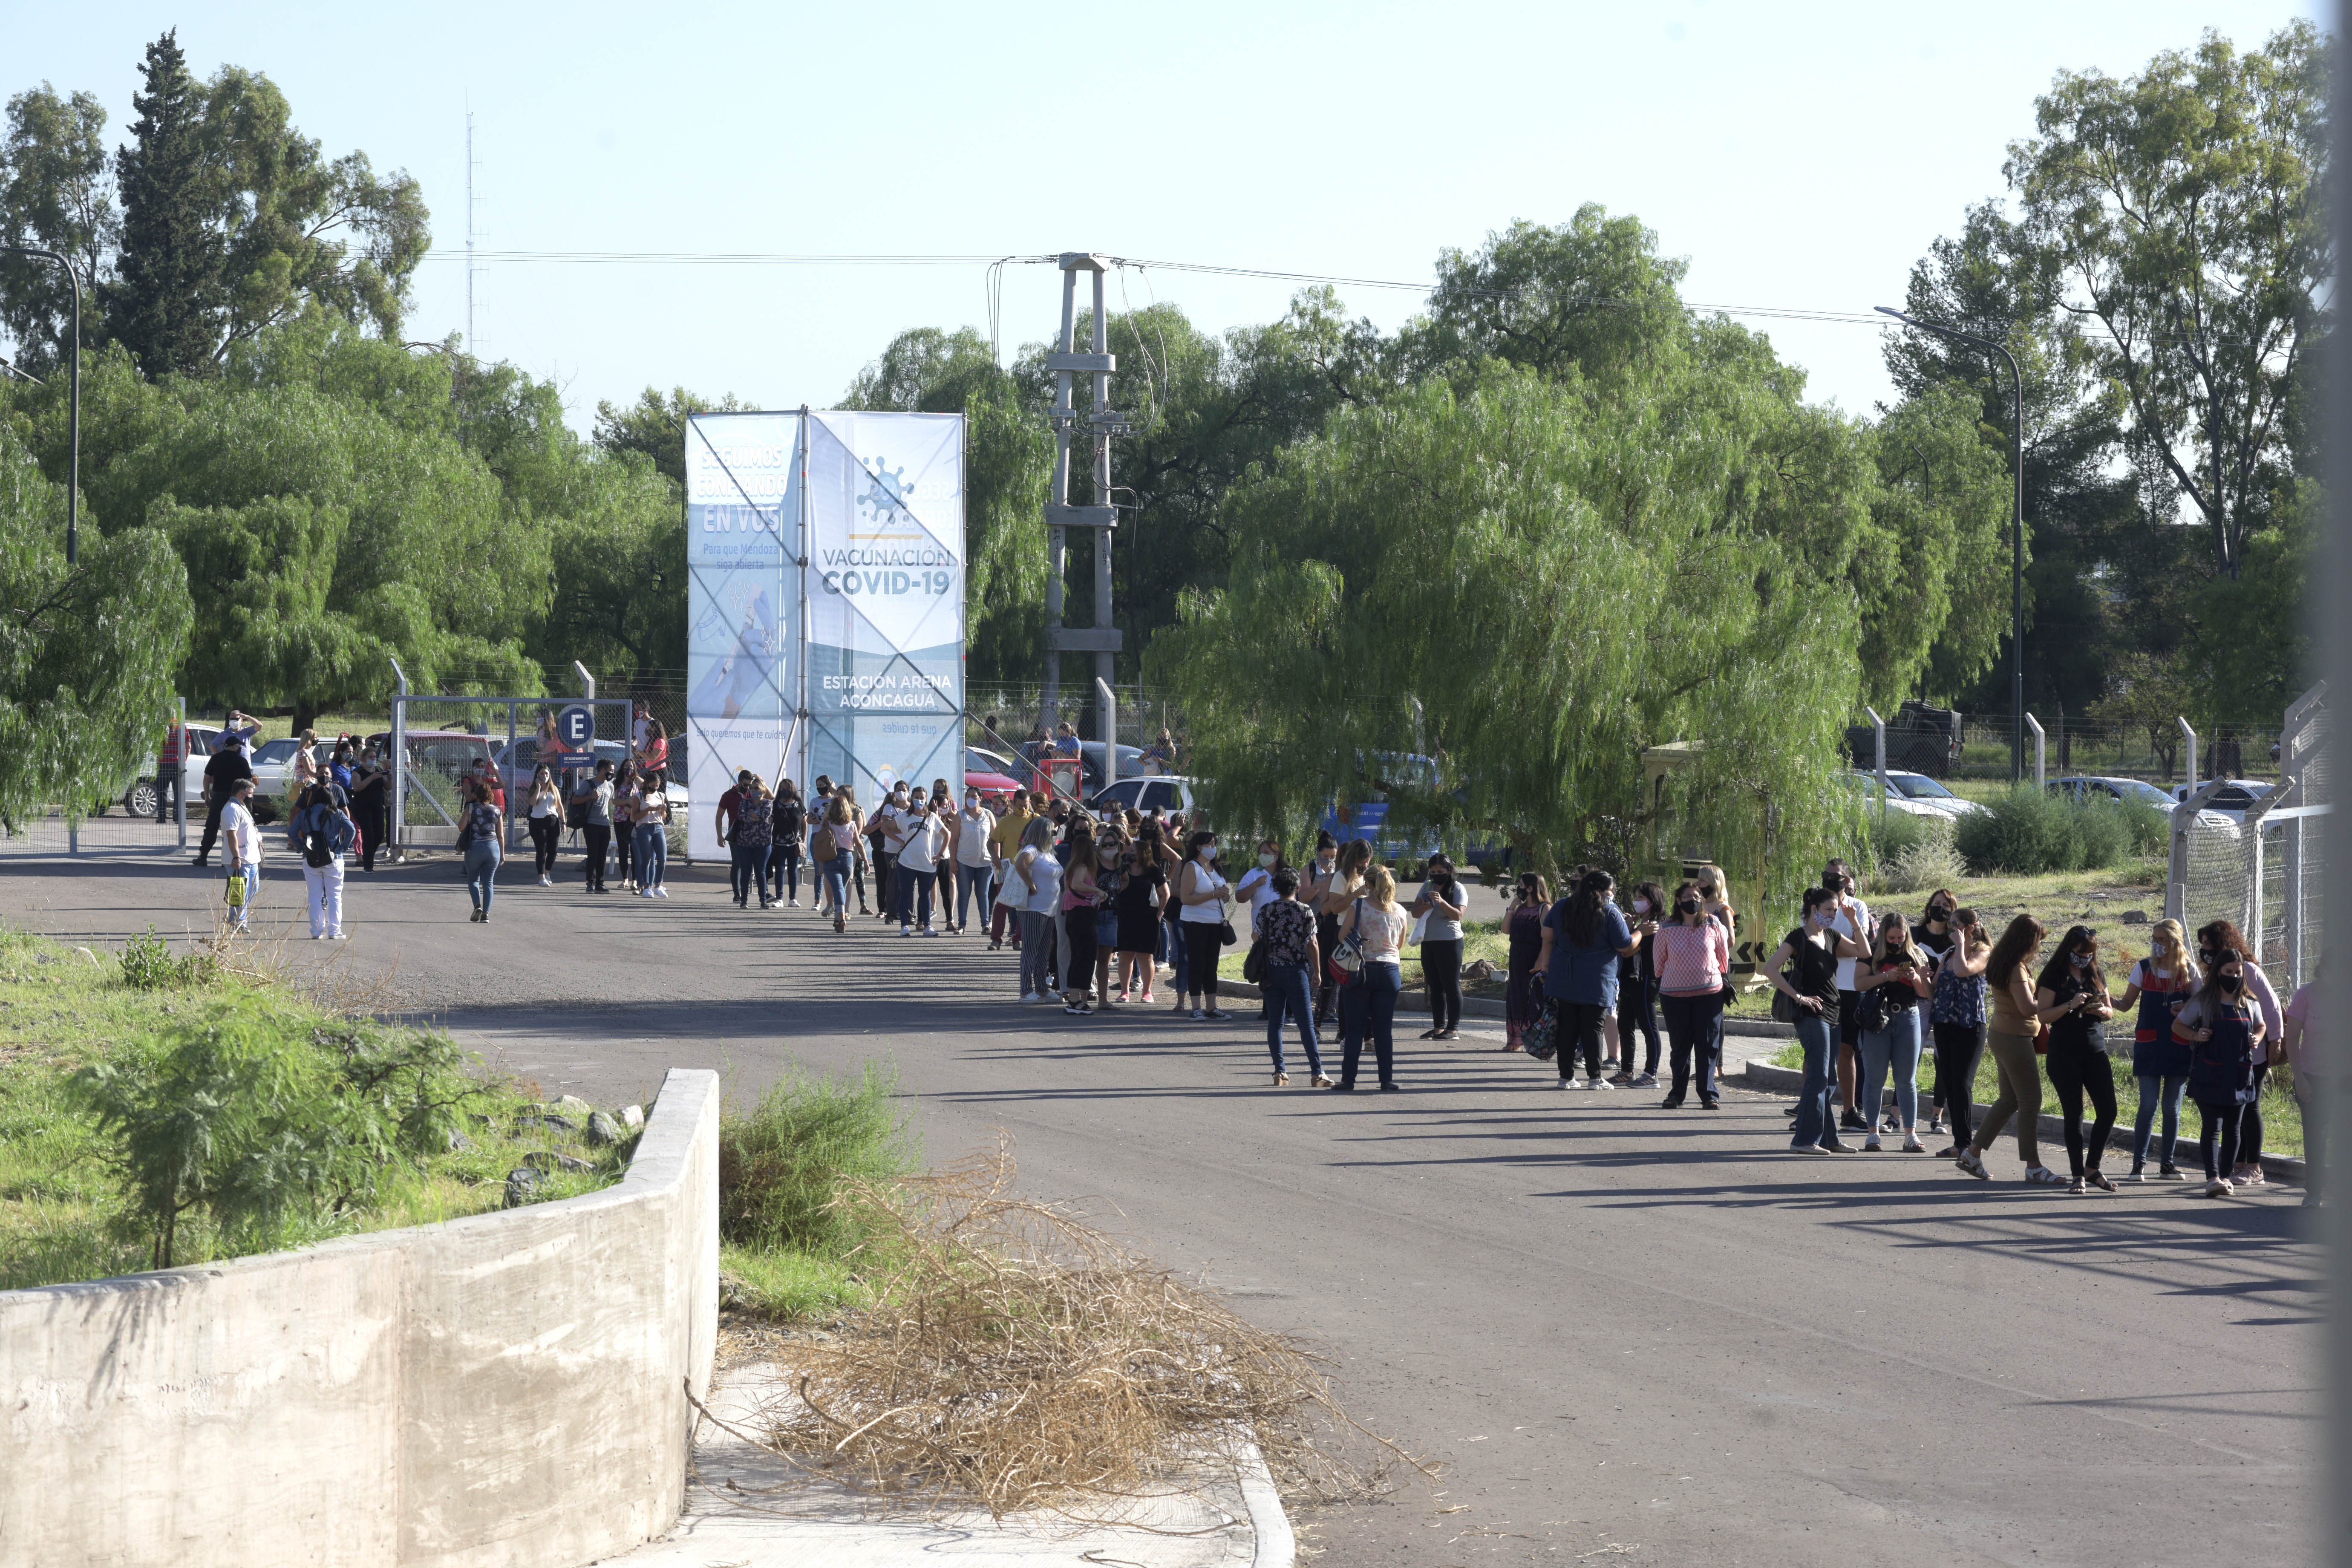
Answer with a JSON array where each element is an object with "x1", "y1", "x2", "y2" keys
[{"x1": 1655, "y1": 881, "x2": 1733, "y2": 1107}]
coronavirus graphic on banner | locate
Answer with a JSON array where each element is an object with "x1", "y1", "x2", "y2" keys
[{"x1": 684, "y1": 410, "x2": 965, "y2": 861}]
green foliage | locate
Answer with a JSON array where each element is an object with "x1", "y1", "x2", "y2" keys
[
  {"x1": 117, "y1": 925, "x2": 216, "y2": 990},
  {"x1": 1868, "y1": 813, "x2": 1968, "y2": 896},
  {"x1": 104, "y1": 32, "x2": 219, "y2": 379},
  {"x1": 0, "y1": 421, "x2": 193, "y2": 824},
  {"x1": 718, "y1": 1062, "x2": 915, "y2": 1262},
  {"x1": 0, "y1": 83, "x2": 114, "y2": 376},
  {"x1": 592, "y1": 384, "x2": 752, "y2": 490},
  {"x1": 1953, "y1": 787, "x2": 2148, "y2": 875},
  {"x1": 1150, "y1": 362, "x2": 1864, "y2": 906},
  {"x1": 66, "y1": 993, "x2": 432, "y2": 1268},
  {"x1": 2009, "y1": 21, "x2": 2326, "y2": 583}
]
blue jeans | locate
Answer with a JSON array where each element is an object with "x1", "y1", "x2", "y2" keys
[
  {"x1": 729, "y1": 841, "x2": 756, "y2": 902},
  {"x1": 464, "y1": 842, "x2": 500, "y2": 912},
  {"x1": 1264, "y1": 962, "x2": 1322, "y2": 1078},
  {"x1": 1338, "y1": 962, "x2": 1402, "y2": 1087},
  {"x1": 1792, "y1": 1010, "x2": 1837, "y2": 1148},
  {"x1": 2133, "y1": 1072, "x2": 2188, "y2": 1167},
  {"x1": 767, "y1": 845, "x2": 797, "y2": 902},
  {"x1": 957, "y1": 863, "x2": 995, "y2": 929},
  {"x1": 896, "y1": 864, "x2": 934, "y2": 928},
  {"x1": 1859, "y1": 1008, "x2": 1924, "y2": 1132},
  {"x1": 819, "y1": 858, "x2": 848, "y2": 914},
  {"x1": 224, "y1": 864, "x2": 258, "y2": 927},
  {"x1": 1018, "y1": 910, "x2": 1055, "y2": 997},
  {"x1": 633, "y1": 822, "x2": 666, "y2": 890}
]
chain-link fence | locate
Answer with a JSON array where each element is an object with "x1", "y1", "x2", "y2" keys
[
  {"x1": 2168, "y1": 684, "x2": 2326, "y2": 988},
  {"x1": 1936, "y1": 715, "x2": 2284, "y2": 785},
  {"x1": 965, "y1": 683, "x2": 1181, "y2": 755}
]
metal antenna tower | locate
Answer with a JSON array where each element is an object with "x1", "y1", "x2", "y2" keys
[{"x1": 1039, "y1": 254, "x2": 1130, "y2": 765}]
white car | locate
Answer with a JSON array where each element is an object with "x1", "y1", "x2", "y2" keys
[
  {"x1": 2170, "y1": 778, "x2": 2272, "y2": 825},
  {"x1": 1089, "y1": 774, "x2": 1200, "y2": 819},
  {"x1": 2052, "y1": 775, "x2": 2236, "y2": 834},
  {"x1": 1842, "y1": 770, "x2": 1981, "y2": 821}
]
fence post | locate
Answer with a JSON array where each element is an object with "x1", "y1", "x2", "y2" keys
[
  {"x1": 176, "y1": 697, "x2": 188, "y2": 850},
  {"x1": 2025, "y1": 713, "x2": 2045, "y2": 790},
  {"x1": 574, "y1": 660, "x2": 595, "y2": 700},
  {"x1": 1865, "y1": 706, "x2": 1886, "y2": 819},
  {"x1": 2179, "y1": 717, "x2": 2198, "y2": 797},
  {"x1": 1096, "y1": 678, "x2": 1118, "y2": 796}
]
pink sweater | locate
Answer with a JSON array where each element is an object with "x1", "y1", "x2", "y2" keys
[{"x1": 1656, "y1": 920, "x2": 1730, "y2": 995}]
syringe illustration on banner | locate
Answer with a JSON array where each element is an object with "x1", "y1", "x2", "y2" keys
[{"x1": 688, "y1": 582, "x2": 783, "y2": 720}]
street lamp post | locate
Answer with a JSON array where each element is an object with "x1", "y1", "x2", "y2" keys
[
  {"x1": 1, "y1": 245, "x2": 80, "y2": 567},
  {"x1": 1876, "y1": 305, "x2": 2024, "y2": 786}
]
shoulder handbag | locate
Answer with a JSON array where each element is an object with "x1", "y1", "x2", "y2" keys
[
  {"x1": 1524, "y1": 1001, "x2": 1557, "y2": 1061},
  {"x1": 1856, "y1": 975, "x2": 1896, "y2": 1036},
  {"x1": 1329, "y1": 896, "x2": 1368, "y2": 986},
  {"x1": 1771, "y1": 986, "x2": 1798, "y2": 1025}
]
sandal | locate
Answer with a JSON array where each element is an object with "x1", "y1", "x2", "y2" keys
[
  {"x1": 1955, "y1": 1148, "x2": 1991, "y2": 1181},
  {"x1": 2023, "y1": 1166, "x2": 2069, "y2": 1188},
  {"x1": 2086, "y1": 1170, "x2": 2116, "y2": 1192},
  {"x1": 1274, "y1": 1072, "x2": 1290, "y2": 1087}
]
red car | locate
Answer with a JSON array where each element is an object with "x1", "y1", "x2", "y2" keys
[{"x1": 964, "y1": 747, "x2": 1023, "y2": 809}]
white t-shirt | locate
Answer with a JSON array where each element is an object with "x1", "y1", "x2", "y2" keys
[
  {"x1": 958, "y1": 810, "x2": 995, "y2": 867},
  {"x1": 1236, "y1": 865, "x2": 1279, "y2": 918},
  {"x1": 1828, "y1": 896, "x2": 1871, "y2": 992},
  {"x1": 1179, "y1": 859, "x2": 1230, "y2": 923},
  {"x1": 912, "y1": 812, "x2": 949, "y2": 866},
  {"x1": 223, "y1": 800, "x2": 262, "y2": 868}
]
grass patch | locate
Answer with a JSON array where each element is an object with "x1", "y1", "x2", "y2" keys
[
  {"x1": 0, "y1": 924, "x2": 634, "y2": 1291},
  {"x1": 716, "y1": 1061, "x2": 918, "y2": 1320}
]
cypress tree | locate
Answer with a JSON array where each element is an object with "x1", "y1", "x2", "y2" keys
[{"x1": 105, "y1": 30, "x2": 221, "y2": 378}]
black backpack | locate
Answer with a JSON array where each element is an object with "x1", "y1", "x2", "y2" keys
[{"x1": 302, "y1": 814, "x2": 335, "y2": 868}]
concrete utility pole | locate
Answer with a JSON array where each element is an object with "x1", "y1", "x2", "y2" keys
[{"x1": 1039, "y1": 254, "x2": 1129, "y2": 771}]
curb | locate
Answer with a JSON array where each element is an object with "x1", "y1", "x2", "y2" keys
[
  {"x1": 1236, "y1": 1438, "x2": 1294, "y2": 1568},
  {"x1": 1211, "y1": 976, "x2": 1795, "y2": 1037},
  {"x1": 1732, "y1": 1059, "x2": 2307, "y2": 1184}
]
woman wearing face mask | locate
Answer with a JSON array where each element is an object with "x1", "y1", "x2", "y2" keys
[
  {"x1": 1854, "y1": 911, "x2": 1935, "y2": 1153},
  {"x1": 1090, "y1": 827, "x2": 1128, "y2": 1004},
  {"x1": 1768, "y1": 888, "x2": 1862, "y2": 1152},
  {"x1": 2174, "y1": 948, "x2": 2270, "y2": 1197},
  {"x1": 1609, "y1": 881, "x2": 1666, "y2": 1086},
  {"x1": 2114, "y1": 918, "x2": 2198, "y2": 1180},
  {"x1": 1114, "y1": 822, "x2": 1172, "y2": 1003},
  {"x1": 2198, "y1": 920, "x2": 2283, "y2": 1186},
  {"x1": 1921, "y1": 894, "x2": 1990, "y2": 1157},
  {"x1": 955, "y1": 788, "x2": 997, "y2": 936},
  {"x1": 1176, "y1": 830, "x2": 1236, "y2": 1022},
  {"x1": 735, "y1": 776, "x2": 775, "y2": 908},
  {"x1": 1332, "y1": 865, "x2": 1411, "y2": 1090},
  {"x1": 1955, "y1": 916, "x2": 2070, "y2": 1186},
  {"x1": 818, "y1": 793, "x2": 859, "y2": 933},
  {"x1": 1655, "y1": 881, "x2": 1731, "y2": 1107},
  {"x1": 1306, "y1": 832, "x2": 1354, "y2": 1026},
  {"x1": 1503, "y1": 873, "x2": 1551, "y2": 1054},
  {"x1": 526, "y1": 764, "x2": 564, "y2": 886},
  {"x1": 1237, "y1": 839, "x2": 1286, "y2": 1020},
  {"x1": 1011, "y1": 817, "x2": 1063, "y2": 1003},
  {"x1": 1409, "y1": 853, "x2": 1469, "y2": 1042},
  {"x1": 770, "y1": 779, "x2": 807, "y2": 908},
  {"x1": 1058, "y1": 820, "x2": 1101, "y2": 1014},
  {"x1": 2036, "y1": 924, "x2": 2119, "y2": 1192}
]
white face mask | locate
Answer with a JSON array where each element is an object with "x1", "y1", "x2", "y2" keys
[
  {"x1": 1258, "y1": 853, "x2": 1278, "y2": 868},
  {"x1": 964, "y1": 796, "x2": 980, "y2": 809},
  {"x1": 1631, "y1": 898, "x2": 1650, "y2": 914},
  {"x1": 1199, "y1": 846, "x2": 1217, "y2": 862}
]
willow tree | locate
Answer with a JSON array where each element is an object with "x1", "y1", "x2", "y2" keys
[
  {"x1": 1149, "y1": 361, "x2": 1870, "y2": 908},
  {"x1": 0, "y1": 424, "x2": 192, "y2": 824}
]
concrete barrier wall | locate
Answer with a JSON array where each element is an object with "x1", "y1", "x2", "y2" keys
[{"x1": 0, "y1": 1066, "x2": 720, "y2": 1568}]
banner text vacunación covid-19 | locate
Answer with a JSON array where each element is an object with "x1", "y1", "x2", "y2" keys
[{"x1": 682, "y1": 410, "x2": 966, "y2": 862}]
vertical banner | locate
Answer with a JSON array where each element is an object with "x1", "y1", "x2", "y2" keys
[
  {"x1": 684, "y1": 413, "x2": 800, "y2": 862},
  {"x1": 804, "y1": 411, "x2": 966, "y2": 808}
]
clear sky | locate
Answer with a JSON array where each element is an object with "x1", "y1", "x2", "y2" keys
[{"x1": 2, "y1": 0, "x2": 2328, "y2": 431}]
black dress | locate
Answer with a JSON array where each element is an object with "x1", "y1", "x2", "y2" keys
[
  {"x1": 1506, "y1": 903, "x2": 1546, "y2": 1042},
  {"x1": 1115, "y1": 859, "x2": 1167, "y2": 951}
]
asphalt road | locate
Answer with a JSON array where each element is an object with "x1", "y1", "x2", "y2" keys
[{"x1": 3, "y1": 843, "x2": 2320, "y2": 1567}]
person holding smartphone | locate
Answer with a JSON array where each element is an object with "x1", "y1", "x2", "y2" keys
[
  {"x1": 1819, "y1": 859, "x2": 1873, "y2": 1131},
  {"x1": 1923, "y1": 898, "x2": 1991, "y2": 1156},
  {"x1": 2037, "y1": 925, "x2": 2119, "y2": 1192},
  {"x1": 1769, "y1": 887, "x2": 1865, "y2": 1152},
  {"x1": 1855, "y1": 911, "x2": 1936, "y2": 1151},
  {"x1": 2174, "y1": 949, "x2": 2270, "y2": 1198}
]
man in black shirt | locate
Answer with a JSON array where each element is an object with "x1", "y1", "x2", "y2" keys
[{"x1": 194, "y1": 733, "x2": 255, "y2": 867}]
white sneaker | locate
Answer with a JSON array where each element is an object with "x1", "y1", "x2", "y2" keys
[
  {"x1": 1588, "y1": 1078, "x2": 1611, "y2": 1090},
  {"x1": 1863, "y1": 1136, "x2": 1882, "y2": 1153},
  {"x1": 921, "y1": 927, "x2": 940, "y2": 937},
  {"x1": 790, "y1": 898, "x2": 801, "y2": 907},
  {"x1": 1549, "y1": 1078, "x2": 1570, "y2": 1089},
  {"x1": 539, "y1": 874, "x2": 551, "y2": 887},
  {"x1": 654, "y1": 888, "x2": 668, "y2": 899},
  {"x1": 1019, "y1": 992, "x2": 1039, "y2": 1004},
  {"x1": 329, "y1": 932, "x2": 348, "y2": 941},
  {"x1": 2206, "y1": 1177, "x2": 2235, "y2": 1197},
  {"x1": 1567, "y1": 1078, "x2": 1597, "y2": 1091}
]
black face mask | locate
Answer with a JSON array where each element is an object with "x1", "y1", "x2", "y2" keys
[
  {"x1": 1676, "y1": 899, "x2": 1700, "y2": 917},
  {"x1": 1927, "y1": 905, "x2": 1951, "y2": 924},
  {"x1": 2218, "y1": 973, "x2": 2243, "y2": 994}
]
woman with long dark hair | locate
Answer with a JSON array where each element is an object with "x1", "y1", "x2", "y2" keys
[
  {"x1": 770, "y1": 779, "x2": 807, "y2": 907},
  {"x1": 1655, "y1": 881, "x2": 1731, "y2": 1108},
  {"x1": 736, "y1": 776, "x2": 775, "y2": 909},
  {"x1": 2174, "y1": 946, "x2": 2270, "y2": 1197},
  {"x1": 1918, "y1": 891, "x2": 1986, "y2": 1150},
  {"x1": 2036, "y1": 924, "x2": 2118, "y2": 1191},
  {"x1": 1610, "y1": 879, "x2": 1666, "y2": 1086},
  {"x1": 1854, "y1": 911, "x2": 1934, "y2": 1152},
  {"x1": 1768, "y1": 887, "x2": 1863, "y2": 1152},
  {"x1": 525, "y1": 764, "x2": 564, "y2": 886},
  {"x1": 2197, "y1": 920, "x2": 2283, "y2": 1186},
  {"x1": 1955, "y1": 916, "x2": 2069, "y2": 1186},
  {"x1": 1535, "y1": 870, "x2": 1644, "y2": 1090},
  {"x1": 1410, "y1": 852, "x2": 1470, "y2": 1041},
  {"x1": 1115, "y1": 821, "x2": 1172, "y2": 1003},
  {"x1": 1310, "y1": 835, "x2": 1367, "y2": 1026},
  {"x1": 1502, "y1": 873, "x2": 1551, "y2": 1054},
  {"x1": 2115, "y1": 918, "x2": 2198, "y2": 1180},
  {"x1": 1176, "y1": 828, "x2": 1235, "y2": 1021}
]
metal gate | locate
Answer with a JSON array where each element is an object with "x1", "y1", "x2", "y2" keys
[{"x1": 387, "y1": 689, "x2": 635, "y2": 856}]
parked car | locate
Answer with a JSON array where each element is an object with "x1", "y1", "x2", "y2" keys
[
  {"x1": 489, "y1": 737, "x2": 690, "y2": 811},
  {"x1": 245, "y1": 737, "x2": 331, "y2": 809},
  {"x1": 1003, "y1": 739, "x2": 1147, "y2": 798},
  {"x1": 1090, "y1": 775, "x2": 1200, "y2": 818},
  {"x1": 2052, "y1": 773, "x2": 2237, "y2": 836},
  {"x1": 962, "y1": 747, "x2": 1023, "y2": 808},
  {"x1": 1842, "y1": 770, "x2": 1974, "y2": 822},
  {"x1": 2168, "y1": 777, "x2": 2273, "y2": 825}
]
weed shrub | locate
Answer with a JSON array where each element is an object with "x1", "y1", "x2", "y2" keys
[
  {"x1": 718, "y1": 1062, "x2": 915, "y2": 1259},
  {"x1": 1871, "y1": 815, "x2": 1967, "y2": 894},
  {"x1": 118, "y1": 926, "x2": 218, "y2": 989},
  {"x1": 1954, "y1": 789, "x2": 2147, "y2": 875}
]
